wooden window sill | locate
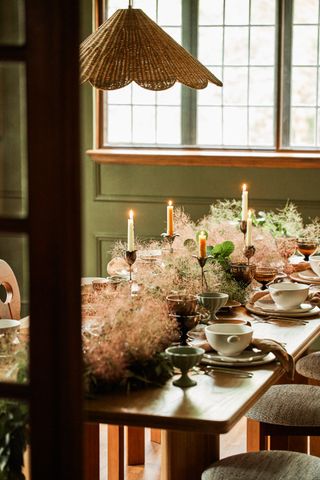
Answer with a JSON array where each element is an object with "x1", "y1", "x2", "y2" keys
[{"x1": 87, "y1": 148, "x2": 320, "y2": 169}]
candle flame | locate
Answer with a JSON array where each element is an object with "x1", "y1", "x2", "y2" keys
[
  {"x1": 129, "y1": 209, "x2": 134, "y2": 219},
  {"x1": 168, "y1": 200, "x2": 173, "y2": 206},
  {"x1": 242, "y1": 183, "x2": 247, "y2": 192}
]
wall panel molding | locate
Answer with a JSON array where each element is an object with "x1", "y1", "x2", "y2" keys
[
  {"x1": 0, "y1": 189, "x2": 22, "y2": 198},
  {"x1": 94, "y1": 190, "x2": 319, "y2": 212}
]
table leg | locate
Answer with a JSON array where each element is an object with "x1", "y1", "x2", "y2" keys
[
  {"x1": 247, "y1": 418, "x2": 264, "y2": 451},
  {"x1": 126, "y1": 426, "x2": 145, "y2": 465},
  {"x1": 108, "y1": 425, "x2": 125, "y2": 480},
  {"x1": 151, "y1": 428, "x2": 162, "y2": 444},
  {"x1": 161, "y1": 430, "x2": 219, "y2": 480}
]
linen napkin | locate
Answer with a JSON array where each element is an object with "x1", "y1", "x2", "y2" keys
[
  {"x1": 251, "y1": 337, "x2": 295, "y2": 380},
  {"x1": 308, "y1": 290, "x2": 320, "y2": 307}
]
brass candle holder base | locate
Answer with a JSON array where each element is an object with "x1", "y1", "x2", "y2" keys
[
  {"x1": 161, "y1": 232, "x2": 180, "y2": 253},
  {"x1": 243, "y1": 245, "x2": 256, "y2": 265},
  {"x1": 125, "y1": 250, "x2": 137, "y2": 282},
  {"x1": 193, "y1": 255, "x2": 212, "y2": 292}
]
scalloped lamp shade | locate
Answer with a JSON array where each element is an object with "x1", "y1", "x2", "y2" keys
[{"x1": 80, "y1": 7, "x2": 223, "y2": 91}]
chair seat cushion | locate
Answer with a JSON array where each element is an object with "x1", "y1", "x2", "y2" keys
[
  {"x1": 202, "y1": 450, "x2": 320, "y2": 480},
  {"x1": 246, "y1": 384, "x2": 320, "y2": 426},
  {"x1": 296, "y1": 352, "x2": 320, "y2": 381}
]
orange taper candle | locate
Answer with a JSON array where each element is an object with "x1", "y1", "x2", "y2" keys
[
  {"x1": 198, "y1": 231, "x2": 207, "y2": 258},
  {"x1": 167, "y1": 201, "x2": 174, "y2": 235}
]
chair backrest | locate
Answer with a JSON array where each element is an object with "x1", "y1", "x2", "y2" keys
[{"x1": 0, "y1": 259, "x2": 21, "y2": 320}]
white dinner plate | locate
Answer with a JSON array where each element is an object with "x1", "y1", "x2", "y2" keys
[
  {"x1": 246, "y1": 302, "x2": 320, "y2": 318},
  {"x1": 298, "y1": 269, "x2": 320, "y2": 282},
  {"x1": 290, "y1": 270, "x2": 320, "y2": 285},
  {"x1": 202, "y1": 351, "x2": 275, "y2": 367},
  {"x1": 255, "y1": 295, "x2": 313, "y2": 314}
]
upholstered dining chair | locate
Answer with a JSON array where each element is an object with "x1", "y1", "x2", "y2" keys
[
  {"x1": 246, "y1": 384, "x2": 320, "y2": 452},
  {"x1": 0, "y1": 259, "x2": 21, "y2": 320},
  {"x1": 296, "y1": 351, "x2": 320, "y2": 383},
  {"x1": 295, "y1": 351, "x2": 320, "y2": 456},
  {"x1": 201, "y1": 450, "x2": 320, "y2": 479}
]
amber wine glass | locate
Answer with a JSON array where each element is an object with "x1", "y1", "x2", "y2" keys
[
  {"x1": 296, "y1": 239, "x2": 318, "y2": 261},
  {"x1": 254, "y1": 267, "x2": 278, "y2": 290}
]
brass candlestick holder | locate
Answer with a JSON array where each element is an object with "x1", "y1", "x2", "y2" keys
[
  {"x1": 125, "y1": 250, "x2": 137, "y2": 282},
  {"x1": 193, "y1": 255, "x2": 212, "y2": 291},
  {"x1": 161, "y1": 232, "x2": 180, "y2": 253},
  {"x1": 243, "y1": 245, "x2": 256, "y2": 265}
]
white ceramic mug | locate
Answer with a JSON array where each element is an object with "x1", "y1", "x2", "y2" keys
[
  {"x1": 268, "y1": 282, "x2": 309, "y2": 310},
  {"x1": 205, "y1": 323, "x2": 253, "y2": 356},
  {"x1": 310, "y1": 256, "x2": 320, "y2": 277}
]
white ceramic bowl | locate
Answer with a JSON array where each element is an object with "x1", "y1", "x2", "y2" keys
[
  {"x1": 205, "y1": 323, "x2": 253, "y2": 356},
  {"x1": 310, "y1": 256, "x2": 320, "y2": 277},
  {"x1": 268, "y1": 282, "x2": 309, "y2": 310},
  {"x1": 0, "y1": 319, "x2": 20, "y2": 355}
]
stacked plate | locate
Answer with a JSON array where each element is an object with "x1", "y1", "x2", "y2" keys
[
  {"x1": 202, "y1": 349, "x2": 275, "y2": 367},
  {"x1": 246, "y1": 292, "x2": 319, "y2": 318},
  {"x1": 290, "y1": 269, "x2": 320, "y2": 285}
]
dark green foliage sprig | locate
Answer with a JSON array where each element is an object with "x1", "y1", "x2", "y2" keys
[
  {"x1": 207, "y1": 240, "x2": 235, "y2": 269},
  {"x1": 0, "y1": 400, "x2": 28, "y2": 480},
  {"x1": 86, "y1": 352, "x2": 174, "y2": 395}
]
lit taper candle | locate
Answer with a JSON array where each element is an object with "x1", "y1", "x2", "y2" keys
[
  {"x1": 167, "y1": 200, "x2": 174, "y2": 236},
  {"x1": 245, "y1": 210, "x2": 253, "y2": 247},
  {"x1": 241, "y1": 184, "x2": 248, "y2": 221},
  {"x1": 127, "y1": 209, "x2": 135, "y2": 252},
  {"x1": 198, "y1": 231, "x2": 207, "y2": 258}
]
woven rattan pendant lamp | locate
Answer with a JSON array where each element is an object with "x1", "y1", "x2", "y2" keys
[{"x1": 80, "y1": 3, "x2": 222, "y2": 91}]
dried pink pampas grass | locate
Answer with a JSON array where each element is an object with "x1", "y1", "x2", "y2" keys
[{"x1": 83, "y1": 289, "x2": 178, "y2": 387}]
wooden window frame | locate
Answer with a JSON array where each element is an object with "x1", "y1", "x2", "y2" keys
[{"x1": 87, "y1": 0, "x2": 320, "y2": 168}]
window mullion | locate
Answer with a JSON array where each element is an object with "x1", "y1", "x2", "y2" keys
[
  {"x1": 277, "y1": 0, "x2": 293, "y2": 149},
  {"x1": 181, "y1": 0, "x2": 198, "y2": 145}
]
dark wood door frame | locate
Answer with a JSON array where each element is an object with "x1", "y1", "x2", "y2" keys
[{"x1": 0, "y1": 1, "x2": 83, "y2": 479}]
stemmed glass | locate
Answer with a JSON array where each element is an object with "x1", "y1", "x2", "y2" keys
[
  {"x1": 296, "y1": 239, "x2": 318, "y2": 261},
  {"x1": 275, "y1": 237, "x2": 297, "y2": 271},
  {"x1": 166, "y1": 294, "x2": 199, "y2": 345},
  {"x1": 254, "y1": 267, "x2": 278, "y2": 291}
]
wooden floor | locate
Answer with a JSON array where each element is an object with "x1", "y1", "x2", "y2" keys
[{"x1": 100, "y1": 417, "x2": 247, "y2": 479}]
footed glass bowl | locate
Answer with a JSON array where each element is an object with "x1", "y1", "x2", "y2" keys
[{"x1": 165, "y1": 346, "x2": 205, "y2": 388}]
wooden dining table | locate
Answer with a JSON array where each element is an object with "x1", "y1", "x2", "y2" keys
[{"x1": 84, "y1": 307, "x2": 320, "y2": 480}]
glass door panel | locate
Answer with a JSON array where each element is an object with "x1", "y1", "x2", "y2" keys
[
  {"x1": 0, "y1": 62, "x2": 27, "y2": 217},
  {"x1": 0, "y1": 233, "x2": 29, "y2": 385},
  {"x1": 0, "y1": 0, "x2": 25, "y2": 45}
]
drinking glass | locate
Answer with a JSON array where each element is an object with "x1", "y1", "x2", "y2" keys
[
  {"x1": 296, "y1": 239, "x2": 318, "y2": 261},
  {"x1": 275, "y1": 237, "x2": 297, "y2": 269},
  {"x1": 254, "y1": 267, "x2": 278, "y2": 290}
]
